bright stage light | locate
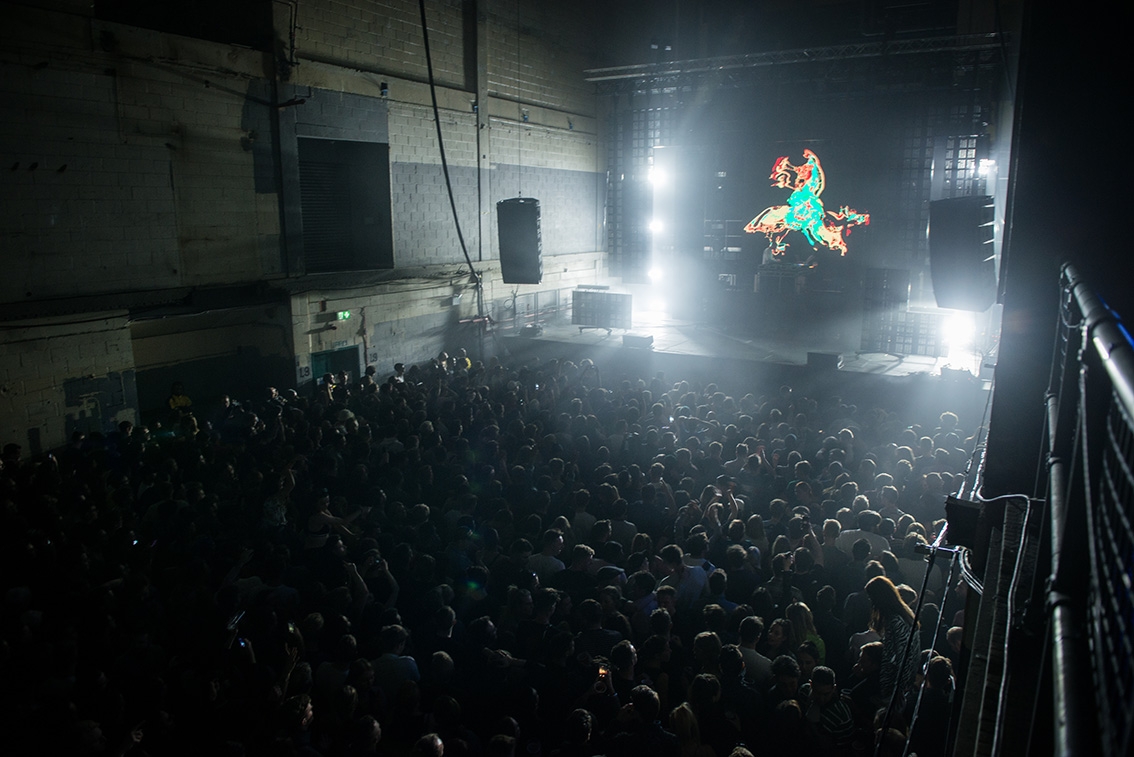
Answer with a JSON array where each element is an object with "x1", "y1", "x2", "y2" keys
[
  {"x1": 978, "y1": 159, "x2": 996, "y2": 177},
  {"x1": 648, "y1": 166, "x2": 668, "y2": 187},
  {"x1": 648, "y1": 219, "x2": 664, "y2": 234},
  {"x1": 942, "y1": 311, "x2": 976, "y2": 349},
  {"x1": 647, "y1": 266, "x2": 664, "y2": 283}
]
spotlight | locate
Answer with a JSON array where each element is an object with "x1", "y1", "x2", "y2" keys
[
  {"x1": 942, "y1": 311, "x2": 975, "y2": 349},
  {"x1": 978, "y1": 159, "x2": 996, "y2": 177},
  {"x1": 648, "y1": 166, "x2": 668, "y2": 187},
  {"x1": 647, "y1": 266, "x2": 664, "y2": 283},
  {"x1": 648, "y1": 219, "x2": 664, "y2": 234}
]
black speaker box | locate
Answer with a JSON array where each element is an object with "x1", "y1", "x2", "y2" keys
[
  {"x1": 623, "y1": 334, "x2": 654, "y2": 349},
  {"x1": 497, "y1": 197, "x2": 542, "y2": 284},
  {"x1": 807, "y1": 351, "x2": 842, "y2": 370},
  {"x1": 944, "y1": 495, "x2": 981, "y2": 548},
  {"x1": 929, "y1": 196, "x2": 996, "y2": 312},
  {"x1": 572, "y1": 290, "x2": 633, "y2": 330}
]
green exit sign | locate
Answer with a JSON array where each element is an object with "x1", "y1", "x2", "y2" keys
[{"x1": 336, "y1": 311, "x2": 351, "y2": 320}]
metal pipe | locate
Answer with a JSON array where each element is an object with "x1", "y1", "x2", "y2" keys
[
  {"x1": 1046, "y1": 264, "x2": 1098, "y2": 756},
  {"x1": 1045, "y1": 393, "x2": 1066, "y2": 578},
  {"x1": 1066, "y1": 264, "x2": 1134, "y2": 421},
  {"x1": 1050, "y1": 589, "x2": 1091, "y2": 756}
]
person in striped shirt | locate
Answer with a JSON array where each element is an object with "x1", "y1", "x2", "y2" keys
[{"x1": 800, "y1": 665, "x2": 856, "y2": 755}]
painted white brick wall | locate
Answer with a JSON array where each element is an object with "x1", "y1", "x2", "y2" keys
[
  {"x1": 486, "y1": 2, "x2": 599, "y2": 119},
  {"x1": 0, "y1": 53, "x2": 280, "y2": 300},
  {"x1": 0, "y1": 63, "x2": 181, "y2": 301},
  {"x1": 296, "y1": 0, "x2": 468, "y2": 86},
  {"x1": 0, "y1": 0, "x2": 601, "y2": 299},
  {"x1": 0, "y1": 1, "x2": 610, "y2": 451},
  {"x1": 490, "y1": 119, "x2": 600, "y2": 173},
  {"x1": 290, "y1": 250, "x2": 609, "y2": 386},
  {"x1": 388, "y1": 103, "x2": 480, "y2": 167}
]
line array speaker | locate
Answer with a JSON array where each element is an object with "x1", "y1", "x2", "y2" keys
[
  {"x1": 497, "y1": 197, "x2": 542, "y2": 285},
  {"x1": 929, "y1": 196, "x2": 996, "y2": 312}
]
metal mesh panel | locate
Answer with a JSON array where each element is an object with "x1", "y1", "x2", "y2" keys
[
  {"x1": 1093, "y1": 393, "x2": 1134, "y2": 754},
  {"x1": 1042, "y1": 266, "x2": 1134, "y2": 755},
  {"x1": 942, "y1": 135, "x2": 983, "y2": 197},
  {"x1": 605, "y1": 95, "x2": 679, "y2": 281},
  {"x1": 898, "y1": 124, "x2": 933, "y2": 264}
]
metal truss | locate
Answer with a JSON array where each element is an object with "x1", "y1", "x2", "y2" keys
[{"x1": 585, "y1": 33, "x2": 1004, "y2": 93}]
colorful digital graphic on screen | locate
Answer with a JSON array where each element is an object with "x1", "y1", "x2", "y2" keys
[{"x1": 744, "y1": 149, "x2": 869, "y2": 256}]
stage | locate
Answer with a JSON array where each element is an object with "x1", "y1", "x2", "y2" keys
[{"x1": 494, "y1": 288, "x2": 995, "y2": 433}]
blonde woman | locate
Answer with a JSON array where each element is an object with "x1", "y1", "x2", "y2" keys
[
  {"x1": 670, "y1": 701, "x2": 716, "y2": 757},
  {"x1": 785, "y1": 602, "x2": 826, "y2": 664}
]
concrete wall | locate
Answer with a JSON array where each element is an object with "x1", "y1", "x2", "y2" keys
[
  {"x1": 0, "y1": 315, "x2": 138, "y2": 454},
  {"x1": 0, "y1": 0, "x2": 608, "y2": 451},
  {"x1": 291, "y1": 250, "x2": 608, "y2": 389},
  {"x1": 130, "y1": 307, "x2": 295, "y2": 416}
]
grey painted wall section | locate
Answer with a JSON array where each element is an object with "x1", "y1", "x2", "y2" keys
[
  {"x1": 389, "y1": 161, "x2": 603, "y2": 267},
  {"x1": 389, "y1": 162, "x2": 481, "y2": 266},
  {"x1": 390, "y1": 160, "x2": 603, "y2": 267},
  {"x1": 490, "y1": 164, "x2": 602, "y2": 256}
]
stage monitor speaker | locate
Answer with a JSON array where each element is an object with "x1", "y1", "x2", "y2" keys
[
  {"x1": 929, "y1": 196, "x2": 996, "y2": 312},
  {"x1": 623, "y1": 334, "x2": 654, "y2": 349},
  {"x1": 807, "y1": 351, "x2": 842, "y2": 370},
  {"x1": 572, "y1": 290, "x2": 632, "y2": 330},
  {"x1": 944, "y1": 495, "x2": 981, "y2": 548},
  {"x1": 497, "y1": 197, "x2": 542, "y2": 284}
]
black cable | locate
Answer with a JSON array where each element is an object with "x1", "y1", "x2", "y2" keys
[
  {"x1": 1038, "y1": 274, "x2": 1086, "y2": 502},
  {"x1": 417, "y1": 0, "x2": 485, "y2": 322},
  {"x1": 875, "y1": 526, "x2": 951, "y2": 756},
  {"x1": 901, "y1": 552, "x2": 960, "y2": 757},
  {"x1": 959, "y1": 372, "x2": 994, "y2": 500},
  {"x1": 1024, "y1": 619, "x2": 1052, "y2": 756}
]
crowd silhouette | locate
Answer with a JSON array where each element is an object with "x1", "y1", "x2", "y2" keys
[{"x1": 0, "y1": 351, "x2": 973, "y2": 756}]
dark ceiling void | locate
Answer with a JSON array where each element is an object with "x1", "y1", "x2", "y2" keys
[{"x1": 94, "y1": 0, "x2": 275, "y2": 52}]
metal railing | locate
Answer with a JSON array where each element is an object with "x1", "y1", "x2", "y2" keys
[{"x1": 1043, "y1": 264, "x2": 1134, "y2": 755}]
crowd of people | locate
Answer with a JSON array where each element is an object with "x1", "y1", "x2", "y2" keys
[{"x1": 0, "y1": 350, "x2": 976, "y2": 756}]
